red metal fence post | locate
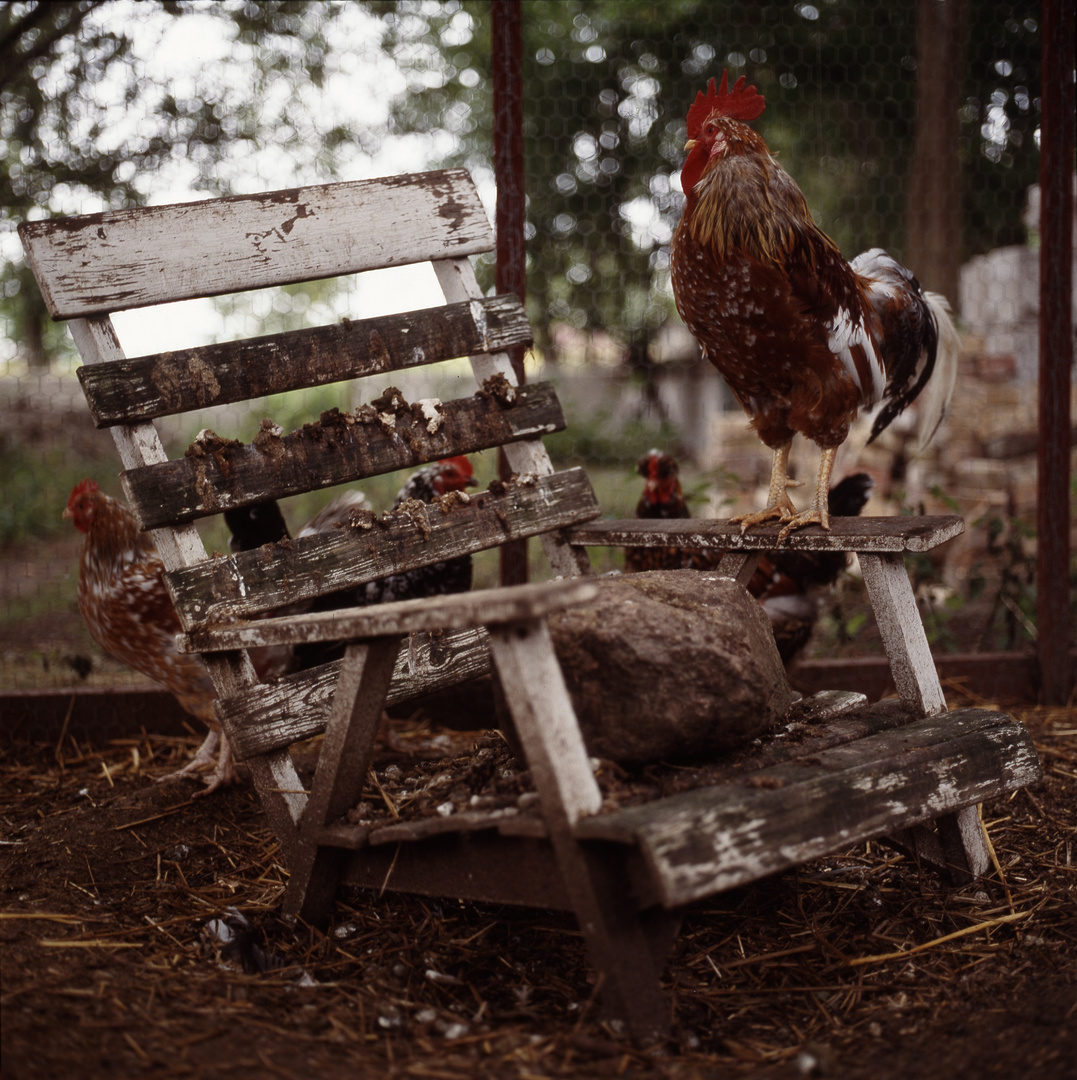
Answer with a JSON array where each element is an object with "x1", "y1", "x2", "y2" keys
[
  {"x1": 492, "y1": 0, "x2": 529, "y2": 586},
  {"x1": 1036, "y1": 0, "x2": 1074, "y2": 705}
]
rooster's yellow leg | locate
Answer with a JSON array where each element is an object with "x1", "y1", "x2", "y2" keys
[
  {"x1": 732, "y1": 441, "x2": 800, "y2": 531},
  {"x1": 777, "y1": 446, "x2": 837, "y2": 539}
]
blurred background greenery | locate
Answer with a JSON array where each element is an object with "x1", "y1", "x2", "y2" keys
[{"x1": 1, "y1": 0, "x2": 1062, "y2": 688}]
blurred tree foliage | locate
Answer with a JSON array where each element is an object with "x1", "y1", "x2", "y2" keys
[
  {"x1": 1, "y1": 0, "x2": 349, "y2": 366},
  {"x1": 2, "y1": 0, "x2": 1042, "y2": 369},
  {"x1": 376, "y1": 0, "x2": 1041, "y2": 360}
]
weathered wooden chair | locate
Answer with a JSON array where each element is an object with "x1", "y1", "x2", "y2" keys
[{"x1": 20, "y1": 169, "x2": 1041, "y2": 1041}]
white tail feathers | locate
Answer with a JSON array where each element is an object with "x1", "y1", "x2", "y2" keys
[{"x1": 914, "y1": 291, "x2": 960, "y2": 455}]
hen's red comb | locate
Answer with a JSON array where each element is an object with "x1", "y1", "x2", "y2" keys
[
  {"x1": 438, "y1": 455, "x2": 473, "y2": 478},
  {"x1": 686, "y1": 70, "x2": 765, "y2": 136},
  {"x1": 67, "y1": 478, "x2": 99, "y2": 507}
]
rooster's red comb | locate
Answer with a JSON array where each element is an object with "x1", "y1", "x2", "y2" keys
[{"x1": 686, "y1": 70, "x2": 765, "y2": 137}]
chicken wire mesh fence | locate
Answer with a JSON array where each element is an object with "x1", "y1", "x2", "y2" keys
[{"x1": 1, "y1": 0, "x2": 1069, "y2": 692}]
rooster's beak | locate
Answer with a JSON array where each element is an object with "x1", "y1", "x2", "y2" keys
[
  {"x1": 62, "y1": 507, "x2": 73, "y2": 520},
  {"x1": 684, "y1": 138, "x2": 698, "y2": 152}
]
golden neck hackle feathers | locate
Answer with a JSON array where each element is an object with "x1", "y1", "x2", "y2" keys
[{"x1": 682, "y1": 117, "x2": 837, "y2": 272}]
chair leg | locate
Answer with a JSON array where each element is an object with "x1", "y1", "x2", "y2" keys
[
  {"x1": 885, "y1": 804, "x2": 992, "y2": 886},
  {"x1": 488, "y1": 619, "x2": 671, "y2": 1043},
  {"x1": 283, "y1": 636, "x2": 403, "y2": 925},
  {"x1": 935, "y1": 804, "x2": 992, "y2": 884},
  {"x1": 716, "y1": 550, "x2": 763, "y2": 588},
  {"x1": 859, "y1": 552, "x2": 947, "y2": 717},
  {"x1": 858, "y1": 556, "x2": 993, "y2": 883}
]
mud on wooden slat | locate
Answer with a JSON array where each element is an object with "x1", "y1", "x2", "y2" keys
[
  {"x1": 568, "y1": 515, "x2": 965, "y2": 554},
  {"x1": 167, "y1": 468, "x2": 600, "y2": 629},
  {"x1": 220, "y1": 627, "x2": 491, "y2": 761},
  {"x1": 575, "y1": 709, "x2": 1042, "y2": 909},
  {"x1": 77, "y1": 296, "x2": 533, "y2": 426},
  {"x1": 17, "y1": 169, "x2": 493, "y2": 319},
  {"x1": 122, "y1": 380, "x2": 564, "y2": 529}
]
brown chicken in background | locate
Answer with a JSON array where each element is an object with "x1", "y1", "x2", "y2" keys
[
  {"x1": 627, "y1": 450, "x2": 873, "y2": 663},
  {"x1": 671, "y1": 72, "x2": 958, "y2": 538},
  {"x1": 625, "y1": 449, "x2": 724, "y2": 575},
  {"x1": 64, "y1": 480, "x2": 233, "y2": 794}
]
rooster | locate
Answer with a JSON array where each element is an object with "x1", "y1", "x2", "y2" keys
[
  {"x1": 627, "y1": 450, "x2": 873, "y2": 663},
  {"x1": 671, "y1": 72, "x2": 958, "y2": 538},
  {"x1": 64, "y1": 480, "x2": 234, "y2": 794}
]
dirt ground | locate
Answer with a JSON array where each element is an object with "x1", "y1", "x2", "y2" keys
[{"x1": 2, "y1": 698, "x2": 1075, "y2": 1080}]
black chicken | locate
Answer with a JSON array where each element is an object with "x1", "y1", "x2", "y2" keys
[{"x1": 224, "y1": 456, "x2": 476, "y2": 670}]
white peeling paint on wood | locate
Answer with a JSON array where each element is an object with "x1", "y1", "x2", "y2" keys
[
  {"x1": 574, "y1": 708, "x2": 1040, "y2": 908},
  {"x1": 67, "y1": 315, "x2": 209, "y2": 573},
  {"x1": 221, "y1": 626, "x2": 492, "y2": 761},
  {"x1": 488, "y1": 619, "x2": 603, "y2": 825},
  {"x1": 859, "y1": 552, "x2": 947, "y2": 716},
  {"x1": 183, "y1": 578, "x2": 599, "y2": 654},
  {"x1": 20, "y1": 170, "x2": 494, "y2": 318},
  {"x1": 568, "y1": 516, "x2": 965, "y2": 554}
]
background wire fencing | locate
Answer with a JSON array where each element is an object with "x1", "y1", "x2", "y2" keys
[{"x1": 0, "y1": 0, "x2": 1067, "y2": 689}]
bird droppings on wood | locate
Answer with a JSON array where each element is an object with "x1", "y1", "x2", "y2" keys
[
  {"x1": 128, "y1": 383, "x2": 565, "y2": 530},
  {"x1": 184, "y1": 428, "x2": 243, "y2": 459},
  {"x1": 251, "y1": 418, "x2": 286, "y2": 460},
  {"x1": 433, "y1": 489, "x2": 471, "y2": 514},
  {"x1": 2, "y1": 701, "x2": 1074, "y2": 1077},
  {"x1": 413, "y1": 397, "x2": 445, "y2": 434},
  {"x1": 391, "y1": 498, "x2": 434, "y2": 541},
  {"x1": 478, "y1": 371, "x2": 518, "y2": 407}
]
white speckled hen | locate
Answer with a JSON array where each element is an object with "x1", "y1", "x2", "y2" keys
[{"x1": 64, "y1": 480, "x2": 234, "y2": 794}]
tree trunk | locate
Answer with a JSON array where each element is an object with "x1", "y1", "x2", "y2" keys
[{"x1": 905, "y1": 0, "x2": 968, "y2": 303}]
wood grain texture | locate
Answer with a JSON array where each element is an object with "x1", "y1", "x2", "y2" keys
[
  {"x1": 66, "y1": 316, "x2": 209, "y2": 573},
  {"x1": 859, "y1": 551, "x2": 947, "y2": 716},
  {"x1": 935, "y1": 804, "x2": 992, "y2": 881},
  {"x1": 568, "y1": 516, "x2": 965, "y2": 553},
  {"x1": 184, "y1": 577, "x2": 599, "y2": 653},
  {"x1": 431, "y1": 257, "x2": 593, "y2": 581},
  {"x1": 19, "y1": 170, "x2": 493, "y2": 318},
  {"x1": 574, "y1": 708, "x2": 1041, "y2": 908},
  {"x1": 488, "y1": 619, "x2": 603, "y2": 826},
  {"x1": 168, "y1": 468, "x2": 599, "y2": 630},
  {"x1": 122, "y1": 380, "x2": 568, "y2": 529},
  {"x1": 221, "y1": 626, "x2": 492, "y2": 761},
  {"x1": 283, "y1": 637, "x2": 403, "y2": 923},
  {"x1": 77, "y1": 295, "x2": 533, "y2": 425}
]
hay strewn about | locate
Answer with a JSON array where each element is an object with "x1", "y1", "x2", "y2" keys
[{"x1": 2, "y1": 703, "x2": 1075, "y2": 1078}]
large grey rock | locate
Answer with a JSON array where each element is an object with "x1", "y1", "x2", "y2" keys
[{"x1": 544, "y1": 570, "x2": 793, "y2": 765}]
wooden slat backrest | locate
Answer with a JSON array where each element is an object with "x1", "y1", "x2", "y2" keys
[
  {"x1": 122, "y1": 379, "x2": 564, "y2": 529},
  {"x1": 75, "y1": 295, "x2": 533, "y2": 426},
  {"x1": 18, "y1": 170, "x2": 493, "y2": 319},
  {"x1": 20, "y1": 170, "x2": 595, "y2": 759},
  {"x1": 167, "y1": 468, "x2": 597, "y2": 629}
]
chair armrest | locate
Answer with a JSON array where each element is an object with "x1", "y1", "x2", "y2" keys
[{"x1": 177, "y1": 578, "x2": 599, "y2": 654}]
